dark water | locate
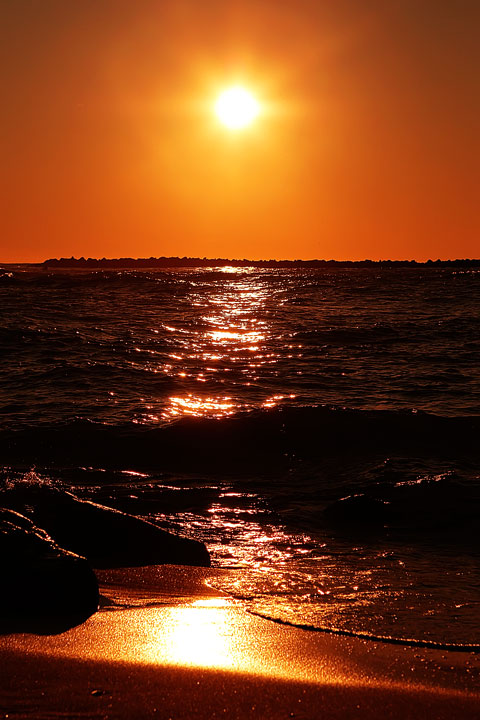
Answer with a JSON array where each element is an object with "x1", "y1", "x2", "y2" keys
[{"x1": 1, "y1": 264, "x2": 479, "y2": 647}]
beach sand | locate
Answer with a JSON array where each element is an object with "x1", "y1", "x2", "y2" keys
[{"x1": 1, "y1": 566, "x2": 479, "y2": 719}]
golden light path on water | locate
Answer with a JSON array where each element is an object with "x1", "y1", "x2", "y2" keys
[{"x1": 156, "y1": 267, "x2": 296, "y2": 420}]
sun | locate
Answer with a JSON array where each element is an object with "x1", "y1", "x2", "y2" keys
[{"x1": 215, "y1": 87, "x2": 260, "y2": 130}]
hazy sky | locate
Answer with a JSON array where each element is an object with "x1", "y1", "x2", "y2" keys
[{"x1": 1, "y1": 0, "x2": 478, "y2": 262}]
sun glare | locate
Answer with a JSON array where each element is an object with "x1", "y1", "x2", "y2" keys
[{"x1": 215, "y1": 86, "x2": 260, "y2": 130}]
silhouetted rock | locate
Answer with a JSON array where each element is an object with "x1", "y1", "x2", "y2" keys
[
  {"x1": 1, "y1": 485, "x2": 210, "y2": 568},
  {"x1": 322, "y1": 475, "x2": 480, "y2": 547},
  {"x1": 379, "y1": 474, "x2": 480, "y2": 536},
  {"x1": 0, "y1": 508, "x2": 99, "y2": 626},
  {"x1": 323, "y1": 494, "x2": 392, "y2": 529}
]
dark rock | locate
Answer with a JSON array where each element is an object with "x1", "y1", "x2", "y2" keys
[
  {"x1": 323, "y1": 494, "x2": 392, "y2": 529},
  {"x1": 0, "y1": 508, "x2": 99, "y2": 626},
  {"x1": 322, "y1": 476, "x2": 480, "y2": 547},
  {"x1": 380, "y1": 474, "x2": 480, "y2": 536},
  {"x1": 1, "y1": 485, "x2": 210, "y2": 568}
]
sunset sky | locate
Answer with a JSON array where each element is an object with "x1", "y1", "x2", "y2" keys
[{"x1": 1, "y1": 0, "x2": 478, "y2": 262}]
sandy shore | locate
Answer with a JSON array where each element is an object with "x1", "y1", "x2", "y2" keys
[{"x1": 1, "y1": 566, "x2": 479, "y2": 719}]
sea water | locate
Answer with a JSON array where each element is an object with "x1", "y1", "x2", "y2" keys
[{"x1": 1, "y1": 265, "x2": 479, "y2": 647}]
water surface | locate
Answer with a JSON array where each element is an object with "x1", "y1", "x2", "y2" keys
[{"x1": 1, "y1": 265, "x2": 479, "y2": 647}]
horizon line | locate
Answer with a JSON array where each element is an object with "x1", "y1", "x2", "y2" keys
[{"x1": 2, "y1": 256, "x2": 480, "y2": 267}]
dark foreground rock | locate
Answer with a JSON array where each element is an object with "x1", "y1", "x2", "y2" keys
[
  {"x1": 323, "y1": 494, "x2": 392, "y2": 529},
  {"x1": 323, "y1": 476, "x2": 480, "y2": 546},
  {"x1": 1, "y1": 485, "x2": 210, "y2": 568},
  {"x1": 0, "y1": 508, "x2": 99, "y2": 628}
]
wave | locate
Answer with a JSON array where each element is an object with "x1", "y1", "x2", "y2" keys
[
  {"x1": 0, "y1": 268, "x2": 246, "y2": 290},
  {"x1": 238, "y1": 606, "x2": 480, "y2": 653},
  {"x1": 1, "y1": 405, "x2": 479, "y2": 472},
  {"x1": 293, "y1": 326, "x2": 401, "y2": 344}
]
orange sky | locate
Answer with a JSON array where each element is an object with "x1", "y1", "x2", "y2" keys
[{"x1": 1, "y1": 0, "x2": 478, "y2": 262}]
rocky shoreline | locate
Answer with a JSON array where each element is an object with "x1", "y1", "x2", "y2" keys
[{"x1": 1, "y1": 488, "x2": 210, "y2": 630}]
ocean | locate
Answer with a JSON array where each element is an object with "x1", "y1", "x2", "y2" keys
[{"x1": 1, "y1": 264, "x2": 479, "y2": 648}]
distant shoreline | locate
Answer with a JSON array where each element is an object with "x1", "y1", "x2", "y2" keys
[{"x1": 40, "y1": 256, "x2": 480, "y2": 269}]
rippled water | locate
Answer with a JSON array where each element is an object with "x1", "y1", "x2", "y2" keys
[{"x1": 1, "y1": 265, "x2": 479, "y2": 647}]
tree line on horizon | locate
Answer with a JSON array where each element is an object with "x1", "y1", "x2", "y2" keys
[{"x1": 43, "y1": 256, "x2": 480, "y2": 269}]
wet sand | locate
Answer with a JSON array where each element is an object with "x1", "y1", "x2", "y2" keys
[{"x1": 1, "y1": 566, "x2": 479, "y2": 719}]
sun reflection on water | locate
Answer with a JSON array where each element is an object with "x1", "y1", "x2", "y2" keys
[
  {"x1": 160, "y1": 273, "x2": 277, "y2": 420},
  {"x1": 207, "y1": 329, "x2": 265, "y2": 344},
  {"x1": 128, "y1": 271, "x2": 302, "y2": 423},
  {"x1": 163, "y1": 394, "x2": 235, "y2": 418}
]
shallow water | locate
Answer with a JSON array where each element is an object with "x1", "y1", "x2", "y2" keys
[{"x1": 1, "y1": 265, "x2": 479, "y2": 647}]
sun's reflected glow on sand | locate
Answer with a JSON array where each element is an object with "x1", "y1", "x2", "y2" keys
[
  {"x1": 145, "y1": 598, "x2": 236, "y2": 669},
  {"x1": 124, "y1": 596, "x2": 350, "y2": 683}
]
